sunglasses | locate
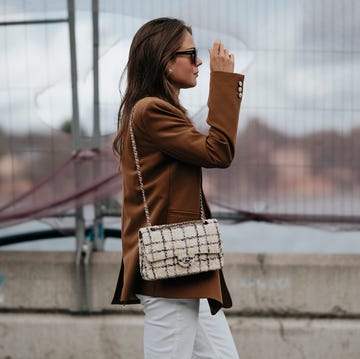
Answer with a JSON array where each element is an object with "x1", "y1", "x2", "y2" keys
[{"x1": 174, "y1": 48, "x2": 197, "y2": 65}]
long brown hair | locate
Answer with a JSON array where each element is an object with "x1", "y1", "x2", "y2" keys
[{"x1": 112, "y1": 17, "x2": 192, "y2": 158}]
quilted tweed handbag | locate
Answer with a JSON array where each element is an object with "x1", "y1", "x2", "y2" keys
[{"x1": 129, "y1": 108, "x2": 224, "y2": 281}]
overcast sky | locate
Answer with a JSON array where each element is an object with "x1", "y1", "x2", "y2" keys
[{"x1": 0, "y1": 0, "x2": 359, "y2": 137}]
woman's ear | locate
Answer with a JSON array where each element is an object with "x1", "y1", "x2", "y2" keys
[
  {"x1": 166, "y1": 64, "x2": 174, "y2": 78},
  {"x1": 166, "y1": 59, "x2": 176, "y2": 76}
]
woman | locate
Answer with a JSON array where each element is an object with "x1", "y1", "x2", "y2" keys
[{"x1": 112, "y1": 17, "x2": 244, "y2": 358}]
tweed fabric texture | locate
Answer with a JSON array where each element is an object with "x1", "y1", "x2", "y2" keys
[{"x1": 138, "y1": 219, "x2": 224, "y2": 280}]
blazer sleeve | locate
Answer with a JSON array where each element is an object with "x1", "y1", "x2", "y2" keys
[{"x1": 135, "y1": 71, "x2": 244, "y2": 168}]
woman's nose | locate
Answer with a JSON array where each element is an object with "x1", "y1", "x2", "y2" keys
[{"x1": 196, "y1": 57, "x2": 203, "y2": 67}]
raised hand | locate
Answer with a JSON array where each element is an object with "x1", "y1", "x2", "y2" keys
[{"x1": 209, "y1": 40, "x2": 235, "y2": 73}]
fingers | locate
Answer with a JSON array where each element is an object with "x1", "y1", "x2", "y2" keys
[
  {"x1": 213, "y1": 40, "x2": 221, "y2": 54},
  {"x1": 218, "y1": 41, "x2": 224, "y2": 55},
  {"x1": 209, "y1": 40, "x2": 235, "y2": 73}
]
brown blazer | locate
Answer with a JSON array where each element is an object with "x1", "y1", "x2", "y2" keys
[{"x1": 112, "y1": 71, "x2": 244, "y2": 314}]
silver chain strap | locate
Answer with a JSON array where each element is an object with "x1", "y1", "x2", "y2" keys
[
  {"x1": 199, "y1": 179, "x2": 205, "y2": 220},
  {"x1": 129, "y1": 106, "x2": 205, "y2": 226}
]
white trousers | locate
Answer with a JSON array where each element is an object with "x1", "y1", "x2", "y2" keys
[{"x1": 136, "y1": 295, "x2": 240, "y2": 359}]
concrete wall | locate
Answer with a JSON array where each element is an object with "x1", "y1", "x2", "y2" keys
[{"x1": 1, "y1": 251, "x2": 360, "y2": 358}]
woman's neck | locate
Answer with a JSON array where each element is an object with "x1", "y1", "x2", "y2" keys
[{"x1": 173, "y1": 87, "x2": 180, "y2": 97}]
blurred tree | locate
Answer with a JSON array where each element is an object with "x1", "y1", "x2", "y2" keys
[
  {"x1": 59, "y1": 119, "x2": 87, "y2": 136},
  {"x1": 0, "y1": 125, "x2": 8, "y2": 155},
  {"x1": 59, "y1": 120, "x2": 72, "y2": 134}
]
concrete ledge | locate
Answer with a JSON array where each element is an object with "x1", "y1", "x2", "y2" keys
[
  {"x1": 224, "y1": 252, "x2": 360, "y2": 315},
  {"x1": 1, "y1": 251, "x2": 360, "y2": 358},
  {"x1": 1, "y1": 313, "x2": 360, "y2": 359},
  {"x1": 1, "y1": 251, "x2": 360, "y2": 315},
  {"x1": 0, "y1": 313, "x2": 143, "y2": 359}
]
